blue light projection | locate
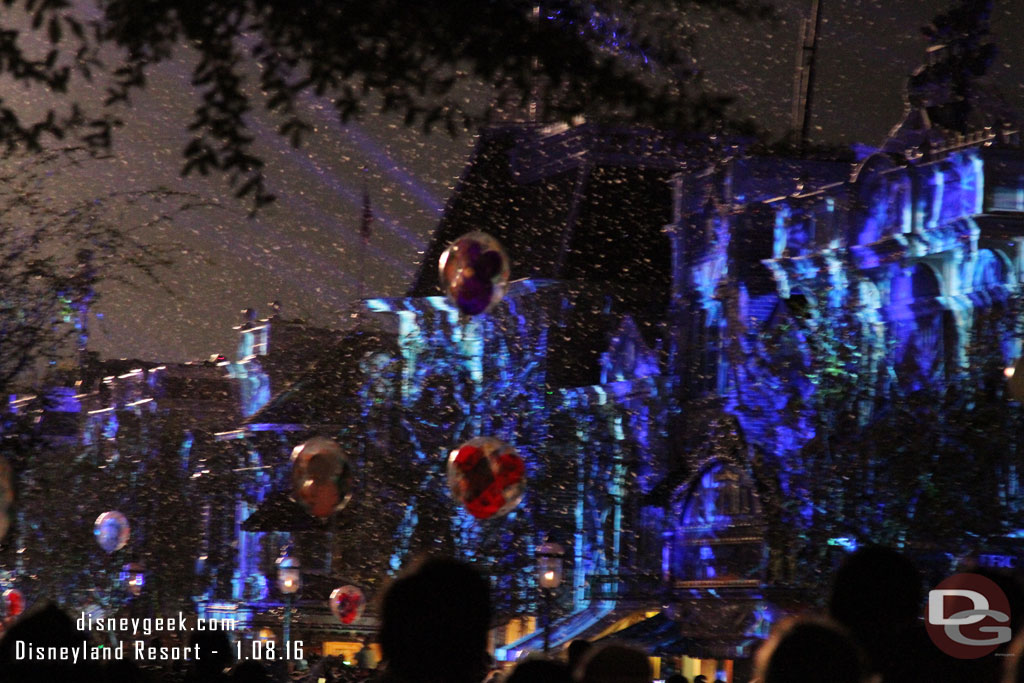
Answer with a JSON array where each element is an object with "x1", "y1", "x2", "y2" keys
[
  {"x1": 671, "y1": 462, "x2": 766, "y2": 587},
  {"x1": 29, "y1": 116, "x2": 1024, "y2": 659},
  {"x1": 336, "y1": 120, "x2": 446, "y2": 216},
  {"x1": 228, "y1": 321, "x2": 272, "y2": 418}
]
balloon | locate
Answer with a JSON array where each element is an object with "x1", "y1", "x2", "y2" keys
[
  {"x1": 3, "y1": 589, "x2": 23, "y2": 619},
  {"x1": 451, "y1": 271, "x2": 495, "y2": 316},
  {"x1": 329, "y1": 585, "x2": 366, "y2": 625},
  {"x1": 290, "y1": 437, "x2": 353, "y2": 519},
  {"x1": 94, "y1": 511, "x2": 130, "y2": 553},
  {"x1": 438, "y1": 231, "x2": 510, "y2": 316},
  {"x1": 446, "y1": 437, "x2": 526, "y2": 520}
]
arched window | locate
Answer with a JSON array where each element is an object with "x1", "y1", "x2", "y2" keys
[
  {"x1": 973, "y1": 249, "x2": 1009, "y2": 293},
  {"x1": 971, "y1": 249, "x2": 1016, "y2": 380},
  {"x1": 888, "y1": 263, "x2": 944, "y2": 385},
  {"x1": 672, "y1": 461, "x2": 767, "y2": 587}
]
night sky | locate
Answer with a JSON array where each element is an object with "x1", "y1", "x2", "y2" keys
[{"x1": 41, "y1": 0, "x2": 1023, "y2": 363}]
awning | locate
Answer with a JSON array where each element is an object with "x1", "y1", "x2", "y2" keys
[
  {"x1": 658, "y1": 636, "x2": 763, "y2": 660},
  {"x1": 240, "y1": 490, "x2": 328, "y2": 531},
  {"x1": 495, "y1": 605, "x2": 769, "y2": 662},
  {"x1": 596, "y1": 611, "x2": 680, "y2": 651},
  {"x1": 595, "y1": 612, "x2": 764, "y2": 659},
  {"x1": 495, "y1": 602, "x2": 620, "y2": 662}
]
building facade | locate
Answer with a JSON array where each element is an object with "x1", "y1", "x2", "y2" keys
[{"x1": 5, "y1": 27, "x2": 1024, "y2": 679}]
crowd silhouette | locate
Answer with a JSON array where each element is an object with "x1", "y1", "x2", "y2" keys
[{"x1": 2, "y1": 548, "x2": 1024, "y2": 682}]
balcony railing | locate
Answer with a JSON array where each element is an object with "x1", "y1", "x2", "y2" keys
[{"x1": 588, "y1": 570, "x2": 664, "y2": 602}]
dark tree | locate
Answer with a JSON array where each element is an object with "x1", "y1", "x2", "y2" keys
[
  {"x1": 0, "y1": 147, "x2": 211, "y2": 398},
  {"x1": 910, "y1": 0, "x2": 999, "y2": 132},
  {"x1": 0, "y1": 0, "x2": 773, "y2": 208}
]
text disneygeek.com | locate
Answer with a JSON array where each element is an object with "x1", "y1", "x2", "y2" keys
[
  {"x1": 77, "y1": 613, "x2": 237, "y2": 636},
  {"x1": 11, "y1": 612, "x2": 240, "y2": 664}
]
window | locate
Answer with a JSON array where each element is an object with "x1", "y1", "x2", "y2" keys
[{"x1": 672, "y1": 461, "x2": 766, "y2": 586}]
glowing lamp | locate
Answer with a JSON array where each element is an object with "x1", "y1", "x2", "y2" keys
[
  {"x1": 276, "y1": 552, "x2": 302, "y2": 596},
  {"x1": 121, "y1": 562, "x2": 145, "y2": 597},
  {"x1": 536, "y1": 542, "x2": 565, "y2": 590}
]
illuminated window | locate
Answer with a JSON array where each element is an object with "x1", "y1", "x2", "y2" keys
[{"x1": 673, "y1": 461, "x2": 766, "y2": 587}]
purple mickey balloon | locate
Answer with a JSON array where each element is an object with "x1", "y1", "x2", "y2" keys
[
  {"x1": 454, "y1": 273, "x2": 495, "y2": 316},
  {"x1": 475, "y1": 250, "x2": 502, "y2": 279},
  {"x1": 437, "y1": 231, "x2": 510, "y2": 316},
  {"x1": 463, "y1": 239, "x2": 483, "y2": 262}
]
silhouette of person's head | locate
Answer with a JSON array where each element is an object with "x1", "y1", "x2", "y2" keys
[
  {"x1": 574, "y1": 642, "x2": 651, "y2": 683},
  {"x1": 829, "y1": 546, "x2": 921, "y2": 630},
  {"x1": 567, "y1": 639, "x2": 593, "y2": 676},
  {"x1": 0, "y1": 600, "x2": 102, "y2": 682},
  {"x1": 828, "y1": 545, "x2": 921, "y2": 672},
  {"x1": 507, "y1": 655, "x2": 571, "y2": 683},
  {"x1": 970, "y1": 565, "x2": 1024, "y2": 641},
  {"x1": 754, "y1": 615, "x2": 868, "y2": 683},
  {"x1": 1003, "y1": 627, "x2": 1024, "y2": 683},
  {"x1": 664, "y1": 675, "x2": 688, "y2": 683},
  {"x1": 379, "y1": 556, "x2": 492, "y2": 683}
]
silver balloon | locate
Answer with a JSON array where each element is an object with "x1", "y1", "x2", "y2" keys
[
  {"x1": 94, "y1": 511, "x2": 130, "y2": 553},
  {"x1": 290, "y1": 437, "x2": 354, "y2": 519}
]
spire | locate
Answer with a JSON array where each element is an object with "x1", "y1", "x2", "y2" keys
[
  {"x1": 882, "y1": 0, "x2": 1019, "y2": 157},
  {"x1": 910, "y1": 0, "x2": 996, "y2": 133},
  {"x1": 791, "y1": 0, "x2": 823, "y2": 153},
  {"x1": 358, "y1": 169, "x2": 373, "y2": 300},
  {"x1": 360, "y1": 181, "x2": 373, "y2": 244}
]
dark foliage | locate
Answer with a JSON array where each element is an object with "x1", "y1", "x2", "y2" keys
[
  {"x1": 0, "y1": 147, "x2": 212, "y2": 397},
  {"x1": 0, "y1": 0, "x2": 773, "y2": 208}
]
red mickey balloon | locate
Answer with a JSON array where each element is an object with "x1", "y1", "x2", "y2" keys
[
  {"x1": 447, "y1": 437, "x2": 526, "y2": 520},
  {"x1": 3, "y1": 589, "x2": 23, "y2": 619},
  {"x1": 329, "y1": 586, "x2": 366, "y2": 625}
]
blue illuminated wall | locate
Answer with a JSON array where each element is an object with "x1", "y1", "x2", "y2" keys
[
  {"x1": 19, "y1": 116, "x2": 1024, "y2": 650},
  {"x1": 662, "y1": 129, "x2": 1024, "y2": 593},
  {"x1": 162, "y1": 123, "x2": 1024, "y2": 637},
  {"x1": 223, "y1": 281, "x2": 678, "y2": 620}
]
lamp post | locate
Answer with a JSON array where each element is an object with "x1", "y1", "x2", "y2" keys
[
  {"x1": 536, "y1": 541, "x2": 565, "y2": 654},
  {"x1": 121, "y1": 562, "x2": 145, "y2": 598},
  {"x1": 116, "y1": 561, "x2": 145, "y2": 642},
  {"x1": 276, "y1": 546, "x2": 302, "y2": 654}
]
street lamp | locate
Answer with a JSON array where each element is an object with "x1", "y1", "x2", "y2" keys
[
  {"x1": 536, "y1": 541, "x2": 565, "y2": 654},
  {"x1": 276, "y1": 545, "x2": 302, "y2": 653},
  {"x1": 121, "y1": 562, "x2": 145, "y2": 597}
]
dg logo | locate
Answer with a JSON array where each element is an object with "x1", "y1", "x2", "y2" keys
[{"x1": 926, "y1": 573, "x2": 1012, "y2": 659}]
